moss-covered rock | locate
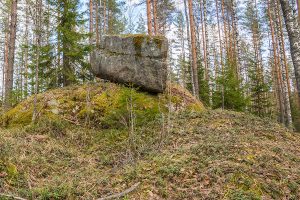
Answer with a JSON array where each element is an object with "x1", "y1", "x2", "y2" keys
[{"x1": 1, "y1": 82, "x2": 204, "y2": 128}]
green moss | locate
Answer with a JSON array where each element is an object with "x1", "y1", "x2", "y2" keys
[
  {"x1": 127, "y1": 34, "x2": 165, "y2": 57},
  {"x1": 225, "y1": 172, "x2": 263, "y2": 200},
  {"x1": 133, "y1": 35, "x2": 144, "y2": 56},
  {"x1": 2, "y1": 104, "x2": 34, "y2": 127},
  {"x1": 227, "y1": 189, "x2": 262, "y2": 200},
  {"x1": 1, "y1": 82, "x2": 203, "y2": 128}
]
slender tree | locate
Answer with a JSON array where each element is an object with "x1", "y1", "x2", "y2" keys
[
  {"x1": 188, "y1": 0, "x2": 199, "y2": 98},
  {"x1": 280, "y1": 0, "x2": 300, "y2": 106},
  {"x1": 146, "y1": 0, "x2": 152, "y2": 35},
  {"x1": 4, "y1": 0, "x2": 18, "y2": 109}
]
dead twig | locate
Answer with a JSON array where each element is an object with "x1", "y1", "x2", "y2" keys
[
  {"x1": 0, "y1": 193, "x2": 27, "y2": 200},
  {"x1": 97, "y1": 182, "x2": 141, "y2": 200},
  {"x1": 62, "y1": 116, "x2": 81, "y2": 126}
]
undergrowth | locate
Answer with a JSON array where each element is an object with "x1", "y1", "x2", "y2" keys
[{"x1": 0, "y1": 83, "x2": 299, "y2": 199}]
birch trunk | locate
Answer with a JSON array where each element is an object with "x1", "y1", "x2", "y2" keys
[
  {"x1": 275, "y1": 1, "x2": 293, "y2": 127},
  {"x1": 280, "y1": 0, "x2": 300, "y2": 106}
]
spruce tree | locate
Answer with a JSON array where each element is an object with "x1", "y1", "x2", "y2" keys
[
  {"x1": 106, "y1": 0, "x2": 126, "y2": 35},
  {"x1": 48, "y1": 0, "x2": 90, "y2": 86},
  {"x1": 248, "y1": 58, "x2": 272, "y2": 117},
  {"x1": 213, "y1": 61, "x2": 249, "y2": 111}
]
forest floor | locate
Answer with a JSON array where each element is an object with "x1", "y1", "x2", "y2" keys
[{"x1": 0, "y1": 83, "x2": 300, "y2": 199}]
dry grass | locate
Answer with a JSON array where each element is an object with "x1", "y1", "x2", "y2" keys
[{"x1": 0, "y1": 84, "x2": 300, "y2": 199}]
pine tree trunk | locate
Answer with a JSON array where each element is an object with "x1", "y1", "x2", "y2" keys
[
  {"x1": 32, "y1": 0, "x2": 42, "y2": 122},
  {"x1": 103, "y1": 0, "x2": 106, "y2": 34},
  {"x1": 62, "y1": 1, "x2": 72, "y2": 86},
  {"x1": 183, "y1": 0, "x2": 195, "y2": 95},
  {"x1": 221, "y1": 0, "x2": 229, "y2": 61},
  {"x1": 275, "y1": 0, "x2": 293, "y2": 127},
  {"x1": 89, "y1": 0, "x2": 94, "y2": 45},
  {"x1": 180, "y1": 19, "x2": 187, "y2": 88},
  {"x1": 215, "y1": 0, "x2": 223, "y2": 72},
  {"x1": 188, "y1": 0, "x2": 199, "y2": 98},
  {"x1": 203, "y1": 0, "x2": 212, "y2": 105},
  {"x1": 24, "y1": 2, "x2": 29, "y2": 97},
  {"x1": 232, "y1": 0, "x2": 240, "y2": 77},
  {"x1": 216, "y1": 0, "x2": 225, "y2": 109},
  {"x1": 203, "y1": 0, "x2": 209, "y2": 73},
  {"x1": 95, "y1": 0, "x2": 100, "y2": 45},
  {"x1": 268, "y1": 0, "x2": 285, "y2": 123},
  {"x1": 279, "y1": 0, "x2": 300, "y2": 106},
  {"x1": 146, "y1": 0, "x2": 152, "y2": 36},
  {"x1": 57, "y1": 7, "x2": 61, "y2": 87},
  {"x1": 4, "y1": 0, "x2": 18, "y2": 109},
  {"x1": 199, "y1": 0, "x2": 207, "y2": 80},
  {"x1": 297, "y1": 0, "x2": 300, "y2": 22},
  {"x1": 276, "y1": 0, "x2": 292, "y2": 99},
  {"x1": 2, "y1": 16, "x2": 9, "y2": 103},
  {"x1": 152, "y1": 0, "x2": 158, "y2": 35}
]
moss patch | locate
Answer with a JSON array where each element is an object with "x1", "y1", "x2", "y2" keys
[{"x1": 1, "y1": 82, "x2": 204, "y2": 128}]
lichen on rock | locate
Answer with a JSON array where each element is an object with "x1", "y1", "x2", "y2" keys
[{"x1": 91, "y1": 34, "x2": 169, "y2": 93}]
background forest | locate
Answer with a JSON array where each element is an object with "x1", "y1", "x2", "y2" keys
[{"x1": 0, "y1": 0, "x2": 300, "y2": 130}]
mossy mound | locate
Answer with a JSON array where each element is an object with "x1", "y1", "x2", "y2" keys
[
  {"x1": 0, "y1": 109, "x2": 300, "y2": 199},
  {"x1": 1, "y1": 82, "x2": 203, "y2": 128},
  {"x1": 1, "y1": 83, "x2": 300, "y2": 199}
]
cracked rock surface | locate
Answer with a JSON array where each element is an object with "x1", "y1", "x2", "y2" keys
[{"x1": 91, "y1": 35, "x2": 168, "y2": 93}]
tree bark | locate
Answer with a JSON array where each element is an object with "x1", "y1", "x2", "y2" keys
[
  {"x1": 4, "y1": 0, "x2": 18, "y2": 109},
  {"x1": 297, "y1": 0, "x2": 300, "y2": 22},
  {"x1": 32, "y1": 0, "x2": 42, "y2": 122},
  {"x1": 146, "y1": 0, "x2": 152, "y2": 36},
  {"x1": 188, "y1": 0, "x2": 199, "y2": 98},
  {"x1": 152, "y1": 0, "x2": 158, "y2": 35},
  {"x1": 199, "y1": 0, "x2": 207, "y2": 80},
  {"x1": 183, "y1": 0, "x2": 195, "y2": 95},
  {"x1": 275, "y1": 0, "x2": 291, "y2": 99},
  {"x1": 2, "y1": 16, "x2": 9, "y2": 103},
  {"x1": 215, "y1": 0, "x2": 223, "y2": 73},
  {"x1": 268, "y1": 0, "x2": 285, "y2": 123},
  {"x1": 103, "y1": 0, "x2": 106, "y2": 34},
  {"x1": 95, "y1": 0, "x2": 100, "y2": 46},
  {"x1": 232, "y1": 0, "x2": 240, "y2": 77},
  {"x1": 89, "y1": 0, "x2": 93, "y2": 45},
  {"x1": 24, "y1": 1, "x2": 29, "y2": 97},
  {"x1": 280, "y1": 0, "x2": 300, "y2": 106}
]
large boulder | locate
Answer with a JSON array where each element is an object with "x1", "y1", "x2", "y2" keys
[{"x1": 91, "y1": 34, "x2": 168, "y2": 93}]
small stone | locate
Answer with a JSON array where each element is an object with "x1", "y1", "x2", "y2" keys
[{"x1": 51, "y1": 108, "x2": 59, "y2": 114}]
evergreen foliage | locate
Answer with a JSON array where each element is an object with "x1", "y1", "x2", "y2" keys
[
  {"x1": 197, "y1": 61, "x2": 210, "y2": 106},
  {"x1": 213, "y1": 61, "x2": 249, "y2": 112},
  {"x1": 48, "y1": 0, "x2": 91, "y2": 86},
  {"x1": 106, "y1": 0, "x2": 126, "y2": 35},
  {"x1": 248, "y1": 58, "x2": 272, "y2": 117}
]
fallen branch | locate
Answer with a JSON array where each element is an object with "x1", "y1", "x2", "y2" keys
[
  {"x1": 0, "y1": 193, "x2": 27, "y2": 200},
  {"x1": 62, "y1": 116, "x2": 81, "y2": 126},
  {"x1": 97, "y1": 182, "x2": 141, "y2": 200}
]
